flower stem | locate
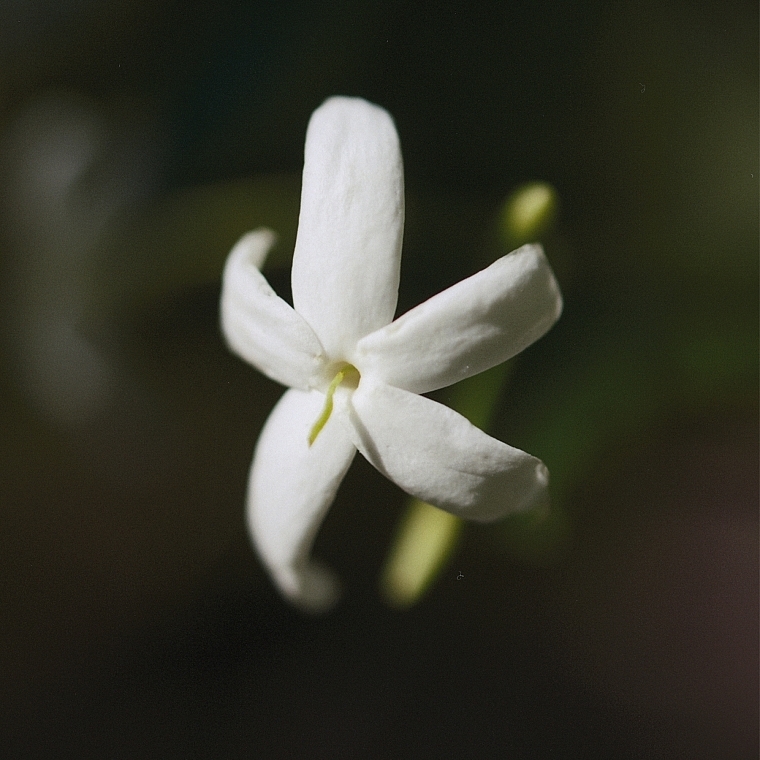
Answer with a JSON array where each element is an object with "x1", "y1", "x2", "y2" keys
[{"x1": 380, "y1": 499, "x2": 462, "y2": 608}]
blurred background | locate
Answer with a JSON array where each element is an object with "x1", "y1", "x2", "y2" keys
[{"x1": 0, "y1": 0, "x2": 756, "y2": 757}]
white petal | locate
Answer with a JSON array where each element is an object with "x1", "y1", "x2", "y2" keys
[
  {"x1": 220, "y1": 229, "x2": 327, "y2": 390},
  {"x1": 247, "y1": 387, "x2": 357, "y2": 612},
  {"x1": 291, "y1": 97, "x2": 404, "y2": 358},
  {"x1": 353, "y1": 244, "x2": 562, "y2": 394},
  {"x1": 342, "y1": 380, "x2": 549, "y2": 521}
]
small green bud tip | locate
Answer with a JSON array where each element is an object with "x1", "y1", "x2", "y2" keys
[
  {"x1": 308, "y1": 364, "x2": 360, "y2": 446},
  {"x1": 500, "y1": 182, "x2": 558, "y2": 246}
]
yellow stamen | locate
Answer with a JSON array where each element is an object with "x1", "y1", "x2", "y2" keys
[{"x1": 308, "y1": 364, "x2": 359, "y2": 446}]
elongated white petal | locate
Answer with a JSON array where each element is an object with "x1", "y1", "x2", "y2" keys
[
  {"x1": 291, "y1": 97, "x2": 404, "y2": 358},
  {"x1": 343, "y1": 380, "x2": 549, "y2": 521},
  {"x1": 248, "y1": 387, "x2": 356, "y2": 611},
  {"x1": 353, "y1": 244, "x2": 562, "y2": 394},
  {"x1": 221, "y1": 229, "x2": 327, "y2": 390}
]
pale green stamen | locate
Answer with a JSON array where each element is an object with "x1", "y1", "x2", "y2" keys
[{"x1": 308, "y1": 364, "x2": 359, "y2": 446}]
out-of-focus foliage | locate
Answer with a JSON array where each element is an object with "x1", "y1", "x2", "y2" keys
[{"x1": 103, "y1": 175, "x2": 301, "y2": 311}]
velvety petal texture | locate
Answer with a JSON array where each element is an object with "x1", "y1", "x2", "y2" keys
[
  {"x1": 291, "y1": 97, "x2": 404, "y2": 359},
  {"x1": 247, "y1": 388, "x2": 356, "y2": 611},
  {"x1": 353, "y1": 244, "x2": 562, "y2": 394},
  {"x1": 343, "y1": 379, "x2": 550, "y2": 522},
  {"x1": 221, "y1": 229, "x2": 327, "y2": 391}
]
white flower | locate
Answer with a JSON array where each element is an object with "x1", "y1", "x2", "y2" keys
[{"x1": 220, "y1": 97, "x2": 563, "y2": 611}]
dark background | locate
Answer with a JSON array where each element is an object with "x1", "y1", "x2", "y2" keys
[{"x1": 0, "y1": 1, "x2": 757, "y2": 757}]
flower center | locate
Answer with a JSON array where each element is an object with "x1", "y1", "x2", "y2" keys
[{"x1": 308, "y1": 363, "x2": 360, "y2": 446}]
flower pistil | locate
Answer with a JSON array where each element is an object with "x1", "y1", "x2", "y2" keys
[{"x1": 308, "y1": 364, "x2": 360, "y2": 446}]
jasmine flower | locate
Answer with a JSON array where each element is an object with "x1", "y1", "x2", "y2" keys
[{"x1": 220, "y1": 97, "x2": 562, "y2": 611}]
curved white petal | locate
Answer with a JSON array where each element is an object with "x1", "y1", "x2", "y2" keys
[
  {"x1": 247, "y1": 387, "x2": 356, "y2": 612},
  {"x1": 342, "y1": 380, "x2": 549, "y2": 521},
  {"x1": 291, "y1": 97, "x2": 404, "y2": 358},
  {"x1": 221, "y1": 229, "x2": 327, "y2": 390},
  {"x1": 353, "y1": 244, "x2": 562, "y2": 394}
]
